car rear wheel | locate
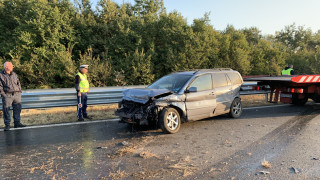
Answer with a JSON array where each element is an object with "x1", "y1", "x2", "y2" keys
[
  {"x1": 229, "y1": 98, "x2": 242, "y2": 118},
  {"x1": 159, "y1": 108, "x2": 181, "y2": 134}
]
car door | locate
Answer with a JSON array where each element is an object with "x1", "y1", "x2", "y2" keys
[
  {"x1": 212, "y1": 73, "x2": 233, "y2": 115},
  {"x1": 185, "y1": 74, "x2": 216, "y2": 121}
]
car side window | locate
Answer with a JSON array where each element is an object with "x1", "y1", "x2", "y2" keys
[
  {"x1": 227, "y1": 73, "x2": 242, "y2": 85},
  {"x1": 212, "y1": 73, "x2": 228, "y2": 88},
  {"x1": 189, "y1": 74, "x2": 212, "y2": 91}
]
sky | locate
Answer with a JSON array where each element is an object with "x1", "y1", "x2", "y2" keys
[{"x1": 90, "y1": 0, "x2": 320, "y2": 35}]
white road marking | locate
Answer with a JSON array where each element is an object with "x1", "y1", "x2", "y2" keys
[
  {"x1": 243, "y1": 104, "x2": 290, "y2": 110},
  {"x1": 0, "y1": 118, "x2": 120, "y2": 132}
]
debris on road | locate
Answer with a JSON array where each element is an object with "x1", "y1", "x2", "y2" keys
[
  {"x1": 258, "y1": 171, "x2": 270, "y2": 175},
  {"x1": 139, "y1": 151, "x2": 158, "y2": 159},
  {"x1": 290, "y1": 167, "x2": 301, "y2": 174},
  {"x1": 183, "y1": 169, "x2": 194, "y2": 177},
  {"x1": 96, "y1": 146, "x2": 107, "y2": 149},
  {"x1": 109, "y1": 168, "x2": 126, "y2": 179},
  {"x1": 312, "y1": 157, "x2": 319, "y2": 160},
  {"x1": 262, "y1": 159, "x2": 272, "y2": 168},
  {"x1": 121, "y1": 141, "x2": 129, "y2": 146},
  {"x1": 224, "y1": 140, "x2": 232, "y2": 147},
  {"x1": 169, "y1": 162, "x2": 197, "y2": 170},
  {"x1": 224, "y1": 140, "x2": 231, "y2": 144}
]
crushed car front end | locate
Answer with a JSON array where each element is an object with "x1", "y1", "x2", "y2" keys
[
  {"x1": 116, "y1": 99, "x2": 159, "y2": 126},
  {"x1": 115, "y1": 88, "x2": 174, "y2": 126}
]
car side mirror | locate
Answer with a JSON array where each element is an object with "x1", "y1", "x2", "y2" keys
[{"x1": 186, "y1": 87, "x2": 197, "y2": 93}]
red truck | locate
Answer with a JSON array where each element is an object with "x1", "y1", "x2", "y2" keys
[{"x1": 244, "y1": 75, "x2": 320, "y2": 105}]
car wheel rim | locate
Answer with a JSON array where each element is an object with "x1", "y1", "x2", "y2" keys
[
  {"x1": 233, "y1": 101, "x2": 241, "y2": 115},
  {"x1": 166, "y1": 112, "x2": 179, "y2": 130}
]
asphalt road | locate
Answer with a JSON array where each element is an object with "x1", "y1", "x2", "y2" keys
[{"x1": 1, "y1": 104, "x2": 320, "y2": 179}]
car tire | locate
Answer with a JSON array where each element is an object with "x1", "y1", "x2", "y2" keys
[
  {"x1": 159, "y1": 108, "x2": 181, "y2": 134},
  {"x1": 291, "y1": 94, "x2": 308, "y2": 106},
  {"x1": 229, "y1": 98, "x2": 242, "y2": 118},
  {"x1": 312, "y1": 94, "x2": 320, "y2": 103}
]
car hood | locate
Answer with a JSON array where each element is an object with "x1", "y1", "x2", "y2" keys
[{"x1": 122, "y1": 88, "x2": 173, "y2": 104}]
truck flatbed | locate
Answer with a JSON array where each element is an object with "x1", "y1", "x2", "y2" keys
[
  {"x1": 243, "y1": 75, "x2": 320, "y2": 105},
  {"x1": 244, "y1": 75, "x2": 320, "y2": 84}
]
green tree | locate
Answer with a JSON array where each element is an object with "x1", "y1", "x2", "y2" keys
[
  {"x1": 275, "y1": 24, "x2": 312, "y2": 52},
  {"x1": 123, "y1": 48, "x2": 154, "y2": 85},
  {"x1": 78, "y1": 48, "x2": 113, "y2": 86},
  {"x1": 216, "y1": 26, "x2": 251, "y2": 75}
]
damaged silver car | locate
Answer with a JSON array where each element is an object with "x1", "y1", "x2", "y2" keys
[{"x1": 115, "y1": 68, "x2": 243, "y2": 134}]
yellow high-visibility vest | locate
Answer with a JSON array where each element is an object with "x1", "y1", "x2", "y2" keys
[
  {"x1": 281, "y1": 68, "x2": 293, "y2": 75},
  {"x1": 77, "y1": 72, "x2": 89, "y2": 92}
]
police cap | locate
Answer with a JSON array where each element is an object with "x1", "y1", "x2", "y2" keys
[{"x1": 80, "y1": 65, "x2": 89, "y2": 69}]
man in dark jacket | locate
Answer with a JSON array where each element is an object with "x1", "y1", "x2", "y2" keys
[{"x1": 0, "y1": 62, "x2": 25, "y2": 131}]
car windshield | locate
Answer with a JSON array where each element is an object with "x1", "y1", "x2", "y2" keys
[{"x1": 148, "y1": 74, "x2": 192, "y2": 93}]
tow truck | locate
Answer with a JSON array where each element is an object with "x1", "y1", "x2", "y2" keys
[{"x1": 244, "y1": 75, "x2": 320, "y2": 105}]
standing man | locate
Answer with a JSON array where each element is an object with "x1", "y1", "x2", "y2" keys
[
  {"x1": 0, "y1": 62, "x2": 25, "y2": 131},
  {"x1": 281, "y1": 64, "x2": 294, "y2": 75},
  {"x1": 75, "y1": 65, "x2": 92, "y2": 121}
]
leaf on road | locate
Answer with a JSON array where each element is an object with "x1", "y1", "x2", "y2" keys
[
  {"x1": 262, "y1": 158, "x2": 272, "y2": 168},
  {"x1": 139, "y1": 151, "x2": 158, "y2": 159},
  {"x1": 30, "y1": 167, "x2": 36, "y2": 174},
  {"x1": 169, "y1": 162, "x2": 197, "y2": 170},
  {"x1": 109, "y1": 168, "x2": 126, "y2": 179},
  {"x1": 183, "y1": 169, "x2": 194, "y2": 177}
]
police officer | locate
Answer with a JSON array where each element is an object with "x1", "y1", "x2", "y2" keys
[
  {"x1": 281, "y1": 64, "x2": 294, "y2": 75},
  {"x1": 0, "y1": 62, "x2": 26, "y2": 131},
  {"x1": 75, "y1": 65, "x2": 92, "y2": 121}
]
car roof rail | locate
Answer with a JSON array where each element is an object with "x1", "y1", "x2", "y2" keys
[
  {"x1": 212, "y1": 68, "x2": 233, "y2": 71},
  {"x1": 193, "y1": 68, "x2": 234, "y2": 74},
  {"x1": 172, "y1": 68, "x2": 234, "y2": 74}
]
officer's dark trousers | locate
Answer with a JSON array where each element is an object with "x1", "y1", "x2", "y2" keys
[
  {"x1": 2, "y1": 93, "x2": 22, "y2": 126},
  {"x1": 77, "y1": 92, "x2": 88, "y2": 119}
]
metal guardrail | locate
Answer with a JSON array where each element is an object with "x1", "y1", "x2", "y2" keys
[
  {"x1": 0, "y1": 86, "x2": 144, "y2": 110},
  {"x1": 0, "y1": 83, "x2": 266, "y2": 110}
]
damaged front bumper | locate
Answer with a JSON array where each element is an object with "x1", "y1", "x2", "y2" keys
[{"x1": 115, "y1": 100, "x2": 161, "y2": 125}]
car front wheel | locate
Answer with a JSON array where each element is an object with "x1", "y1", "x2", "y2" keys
[
  {"x1": 159, "y1": 108, "x2": 181, "y2": 134},
  {"x1": 229, "y1": 98, "x2": 242, "y2": 118}
]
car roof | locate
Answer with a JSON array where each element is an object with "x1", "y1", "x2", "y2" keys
[{"x1": 172, "y1": 68, "x2": 238, "y2": 75}]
